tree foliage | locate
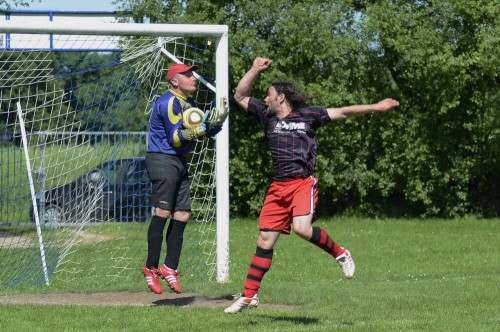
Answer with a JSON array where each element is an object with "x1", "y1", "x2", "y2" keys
[
  {"x1": 106, "y1": 1, "x2": 500, "y2": 216},
  {"x1": 0, "y1": 0, "x2": 39, "y2": 10}
]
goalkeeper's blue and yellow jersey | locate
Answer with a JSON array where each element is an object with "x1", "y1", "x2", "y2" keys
[{"x1": 147, "y1": 89, "x2": 196, "y2": 155}]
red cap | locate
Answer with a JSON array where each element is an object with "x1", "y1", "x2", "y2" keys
[{"x1": 167, "y1": 63, "x2": 198, "y2": 81}]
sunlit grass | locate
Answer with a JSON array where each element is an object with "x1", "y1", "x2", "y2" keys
[{"x1": 0, "y1": 217, "x2": 499, "y2": 331}]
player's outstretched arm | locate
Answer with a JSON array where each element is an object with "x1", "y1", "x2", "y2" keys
[
  {"x1": 234, "y1": 57, "x2": 273, "y2": 111},
  {"x1": 326, "y1": 98, "x2": 400, "y2": 120}
]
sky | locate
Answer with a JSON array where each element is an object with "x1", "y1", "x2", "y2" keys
[{"x1": 8, "y1": 0, "x2": 120, "y2": 11}]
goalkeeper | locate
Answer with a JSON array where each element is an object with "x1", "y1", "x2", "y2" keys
[
  {"x1": 143, "y1": 63, "x2": 226, "y2": 295},
  {"x1": 224, "y1": 57, "x2": 399, "y2": 314}
]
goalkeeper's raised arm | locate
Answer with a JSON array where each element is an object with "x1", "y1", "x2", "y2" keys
[{"x1": 234, "y1": 57, "x2": 273, "y2": 111}]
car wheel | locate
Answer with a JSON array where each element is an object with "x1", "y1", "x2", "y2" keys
[{"x1": 41, "y1": 204, "x2": 66, "y2": 228}]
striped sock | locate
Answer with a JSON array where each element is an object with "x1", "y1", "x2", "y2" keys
[
  {"x1": 242, "y1": 247, "x2": 273, "y2": 298},
  {"x1": 309, "y1": 226, "x2": 344, "y2": 258}
]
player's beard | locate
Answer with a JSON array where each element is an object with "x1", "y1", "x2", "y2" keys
[
  {"x1": 264, "y1": 95, "x2": 282, "y2": 115},
  {"x1": 264, "y1": 104, "x2": 271, "y2": 114},
  {"x1": 264, "y1": 104, "x2": 278, "y2": 115}
]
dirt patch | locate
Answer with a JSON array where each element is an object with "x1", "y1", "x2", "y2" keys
[
  {"x1": 75, "y1": 230, "x2": 117, "y2": 244},
  {"x1": 0, "y1": 229, "x2": 116, "y2": 249},
  {"x1": 0, "y1": 291, "x2": 227, "y2": 307},
  {"x1": 0, "y1": 291, "x2": 295, "y2": 310},
  {"x1": 0, "y1": 234, "x2": 34, "y2": 248}
]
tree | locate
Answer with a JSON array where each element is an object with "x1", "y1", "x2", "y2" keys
[
  {"x1": 355, "y1": 0, "x2": 500, "y2": 216},
  {"x1": 110, "y1": 0, "x2": 500, "y2": 217},
  {"x1": 0, "y1": 0, "x2": 39, "y2": 10}
]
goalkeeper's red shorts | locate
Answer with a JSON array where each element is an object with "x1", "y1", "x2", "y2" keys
[{"x1": 259, "y1": 176, "x2": 318, "y2": 234}]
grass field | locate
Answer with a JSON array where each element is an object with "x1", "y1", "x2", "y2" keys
[{"x1": 0, "y1": 217, "x2": 499, "y2": 331}]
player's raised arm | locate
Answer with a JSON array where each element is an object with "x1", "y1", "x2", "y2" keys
[
  {"x1": 326, "y1": 98, "x2": 400, "y2": 120},
  {"x1": 234, "y1": 57, "x2": 273, "y2": 111}
]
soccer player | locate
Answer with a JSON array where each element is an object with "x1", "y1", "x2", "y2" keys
[
  {"x1": 224, "y1": 57, "x2": 400, "y2": 313},
  {"x1": 143, "y1": 63, "x2": 222, "y2": 294}
]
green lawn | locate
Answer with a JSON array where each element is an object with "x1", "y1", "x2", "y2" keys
[{"x1": 0, "y1": 218, "x2": 499, "y2": 331}]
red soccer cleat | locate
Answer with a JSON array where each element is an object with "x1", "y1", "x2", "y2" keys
[
  {"x1": 160, "y1": 264, "x2": 183, "y2": 294},
  {"x1": 142, "y1": 265, "x2": 163, "y2": 294}
]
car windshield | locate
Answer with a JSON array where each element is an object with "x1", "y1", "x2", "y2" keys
[
  {"x1": 100, "y1": 159, "x2": 147, "y2": 185},
  {"x1": 100, "y1": 160, "x2": 130, "y2": 185},
  {"x1": 127, "y1": 160, "x2": 148, "y2": 183}
]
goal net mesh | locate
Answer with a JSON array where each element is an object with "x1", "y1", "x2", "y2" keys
[{"x1": 0, "y1": 32, "x2": 221, "y2": 288}]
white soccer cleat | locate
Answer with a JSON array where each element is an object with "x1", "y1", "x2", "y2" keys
[
  {"x1": 224, "y1": 294, "x2": 259, "y2": 314},
  {"x1": 336, "y1": 249, "x2": 355, "y2": 279}
]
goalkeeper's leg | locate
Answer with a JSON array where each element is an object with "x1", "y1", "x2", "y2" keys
[
  {"x1": 144, "y1": 214, "x2": 168, "y2": 294},
  {"x1": 160, "y1": 181, "x2": 191, "y2": 294},
  {"x1": 160, "y1": 217, "x2": 187, "y2": 294}
]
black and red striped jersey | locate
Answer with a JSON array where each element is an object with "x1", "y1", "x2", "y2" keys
[{"x1": 247, "y1": 97, "x2": 331, "y2": 181}]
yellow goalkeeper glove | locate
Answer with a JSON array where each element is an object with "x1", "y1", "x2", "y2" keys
[
  {"x1": 207, "y1": 97, "x2": 229, "y2": 130},
  {"x1": 181, "y1": 110, "x2": 209, "y2": 140}
]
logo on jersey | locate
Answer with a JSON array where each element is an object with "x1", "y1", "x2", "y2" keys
[{"x1": 274, "y1": 121, "x2": 306, "y2": 134}]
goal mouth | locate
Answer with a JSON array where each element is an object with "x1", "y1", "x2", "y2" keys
[{"x1": 0, "y1": 21, "x2": 229, "y2": 287}]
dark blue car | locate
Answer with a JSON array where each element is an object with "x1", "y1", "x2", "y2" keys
[{"x1": 32, "y1": 157, "x2": 151, "y2": 228}]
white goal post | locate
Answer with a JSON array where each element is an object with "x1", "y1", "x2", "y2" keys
[{"x1": 0, "y1": 21, "x2": 229, "y2": 285}]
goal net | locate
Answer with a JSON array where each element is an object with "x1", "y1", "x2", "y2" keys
[{"x1": 0, "y1": 21, "x2": 229, "y2": 288}]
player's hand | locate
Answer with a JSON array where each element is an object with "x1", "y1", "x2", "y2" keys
[
  {"x1": 252, "y1": 57, "x2": 272, "y2": 72},
  {"x1": 216, "y1": 97, "x2": 229, "y2": 126},
  {"x1": 208, "y1": 97, "x2": 229, "y2": 130},
  {"x1": 194, "y1": 110, "x2": 210, "y2": 137},
  {"x1": 376, "y1": 98, "x2": 400, "y2": 112}
]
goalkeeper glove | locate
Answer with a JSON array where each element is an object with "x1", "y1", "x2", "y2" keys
[
  {"x1": 207, "y1": 97, "x2": 229, "y2": 130},
  {"x1": 181, "y1": 110, "x2": 209, "y2": 140}
]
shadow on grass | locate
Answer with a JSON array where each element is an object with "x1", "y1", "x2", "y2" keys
[
  {"x1": 152, "y1": 294, "x2": 233, "y2": 308},
  {"x1": 151, "y1": 294, "x2": 299, "y2": 311},
  {"x1": 255, "y1": 314, "x2": 320, "y2": 325}
]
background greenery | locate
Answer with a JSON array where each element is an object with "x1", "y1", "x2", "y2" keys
[
  {"x1": 114, "y1": 0, "x2": 499, "y2": 218},
  {"x1": 2, "y1": 0, "x2": 498, "y2": 218},
  {"x1": 0, "y1": 218, "x2": 499, "y2": 331}
]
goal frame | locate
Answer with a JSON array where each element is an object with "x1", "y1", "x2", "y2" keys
[{"x1": 0, "y1": 20, "x2": 230, "y2": 283}]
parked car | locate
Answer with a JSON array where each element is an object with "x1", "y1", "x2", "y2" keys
[{"x1": 31, "y1": 157, "x2": 152, "y2": 228}]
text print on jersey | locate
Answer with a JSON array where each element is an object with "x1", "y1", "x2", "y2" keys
[{"x1": 273, "y1": 121, "x2": 306, "y2": 134}]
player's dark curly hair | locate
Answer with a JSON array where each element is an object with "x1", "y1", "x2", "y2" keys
[{"x1": 271, "y1": 82, "x2": 310, "y2": 109}]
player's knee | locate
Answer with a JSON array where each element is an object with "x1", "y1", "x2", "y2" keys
[
  {"x1": 256, "y1": 232, "x2": 277, "y2": 250},
  {"x1": 256, "y1": 237, "x2": 273, "y2": 250},
  {"x1": 154, "y1": 208, "x2": 171, "y2": 219},
  {"x1": 173, "y1": 210, "x2": 190, "y2": 222},
  {"x1": 293, "y1": 224, "x2": 312, "y2": 239}
]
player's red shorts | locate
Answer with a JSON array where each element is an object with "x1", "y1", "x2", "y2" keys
[{"x1": 259, "y1": 176, "x2": 318, "y2": 234}]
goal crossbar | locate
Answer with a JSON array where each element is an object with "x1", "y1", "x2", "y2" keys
[{"x1": 0, "y1": 21, "x2": 228, "y2": 37}]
